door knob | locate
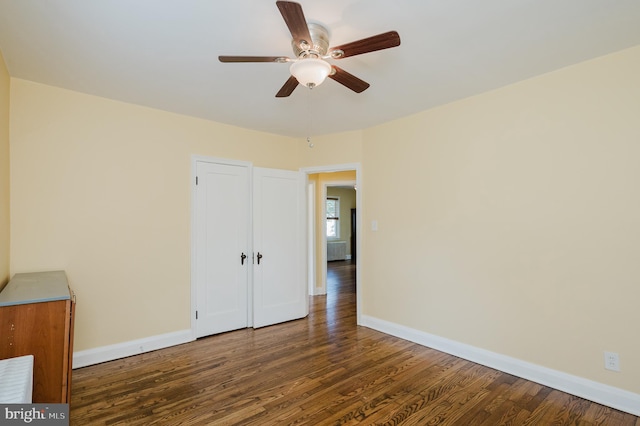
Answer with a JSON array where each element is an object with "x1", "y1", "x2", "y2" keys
[
  {"x1": 241, "y1": 252, "x2": 247, "y2": 265},
  {"x1": 257, "y1": 252, "x2": 263, "y2": 265}
]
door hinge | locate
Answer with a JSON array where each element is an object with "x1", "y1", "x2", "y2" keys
[
  {"x1": 195, "y1": 176, "x2": 199, "y2": 185},
  {"x1": 196, "y1": 310, "x2": 198, "y2": 320}
]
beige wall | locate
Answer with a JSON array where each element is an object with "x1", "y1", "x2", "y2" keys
[
  {"x1": 361, "y1": 45, "x2": 640, "y2": 393},
  {"x1": 296, "y1": 131, "x2": 363, "y2": 168},
  {"x1": 0, "y1": 50, "x2": 9, "y2": 289},
  {"x1": 9, "y1": 79, "x2": 299, "y2": 351}
]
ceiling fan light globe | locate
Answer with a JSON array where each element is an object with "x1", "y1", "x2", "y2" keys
[{"x1": 290, "y1": 58, "x2": 331, "y2": 88}]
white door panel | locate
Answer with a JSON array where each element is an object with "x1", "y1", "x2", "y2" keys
[
  {"x1": 193, "y1": 161, "x2": 307, "y2": 337},
  {"x1": 195, "y1": 161, "x2": 250, "y2": 337},
  {"x1": 253, "y1": 167, "x2": 307, "y2": 328}
]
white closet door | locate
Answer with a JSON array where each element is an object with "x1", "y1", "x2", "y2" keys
[
  {"x1": 194, "y1": 161, "x2": 250, "y2": 337},
  {"x1": 253, "y1": 167, "x2": 307, "y2": 328}
]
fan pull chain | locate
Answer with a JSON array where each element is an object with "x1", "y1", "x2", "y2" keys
[{"x1": 306, "y1": 87, "x2": 314, "y2": 148}]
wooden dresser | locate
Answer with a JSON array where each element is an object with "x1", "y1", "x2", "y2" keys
[{"x1": 0, "y1": 271, "x2": 75, "y2": 403}]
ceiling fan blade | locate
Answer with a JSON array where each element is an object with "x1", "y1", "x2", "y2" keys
[
  {"x1": 219, "y1": 55, "x2": 289, "y2": 63},
  {"x1": 329, "y1": 66, "x2": 370, "y2": 93},
  {"x1": 330, "y1": 31, "x2": 401, "y2": 59},
  {"x1": 276, "y1": 76, "x2": 299, "y2": 97},
  {"x1": 276, "y1": 1, "x2": 312, "y2": 49}
]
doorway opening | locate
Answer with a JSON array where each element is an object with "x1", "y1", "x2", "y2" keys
[
  {"x1": 302, "y1": 163, "x2": 362, "y2": 325},
  {"x1": 325, "y1": 184, "x2": 356, "y2": 305}
]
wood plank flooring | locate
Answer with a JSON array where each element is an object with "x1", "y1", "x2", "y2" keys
[{"x1": 71, "y1": 261, "x2": 639, "y2": 425}]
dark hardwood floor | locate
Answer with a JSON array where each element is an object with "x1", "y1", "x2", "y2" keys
[{"x1": 70, "y1": 260, "x2": 639, "y2": 425}]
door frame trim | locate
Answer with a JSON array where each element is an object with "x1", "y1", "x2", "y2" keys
[
  {"x1": 307, "y1": 180, "x2": 316, "y2": 296},
  {"x1": 190, "y1": 155, "x2": 253, "y2": 339},
  {"x1": 300, "y1": 163, "x2": 362, "y2": 325}
]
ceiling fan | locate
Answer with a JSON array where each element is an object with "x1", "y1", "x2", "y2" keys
[{"x1": 219, "y1": 1, "x2": 401, "y2": 97}]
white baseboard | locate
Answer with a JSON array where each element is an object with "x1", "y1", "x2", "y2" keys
[
  {"x1": 72, "y1": 329, "x2": 194, "y2": 369},
  {"x1": 360, "y1": 315, "x2": 640, "y2": 417},
  {"x1": 310, "y1": 287, "x2": 326, "y2": 296}
]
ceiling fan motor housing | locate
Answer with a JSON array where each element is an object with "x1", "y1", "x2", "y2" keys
[{"x1": 292, "y1": 22, "x2": 330, "y2": 58}]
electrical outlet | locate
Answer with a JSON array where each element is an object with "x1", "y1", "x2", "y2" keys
[{"x1": 604, "y1": 351, "x2": 620, "y2": 371}]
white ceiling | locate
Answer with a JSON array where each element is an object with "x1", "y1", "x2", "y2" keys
[{"x1": 1, "y1": 0, "x2": 639, "y2": 138}]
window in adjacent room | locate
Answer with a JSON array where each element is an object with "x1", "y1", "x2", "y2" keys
[{"x1": 326, "y1": 197, "x2": 340, "y2": 239}]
